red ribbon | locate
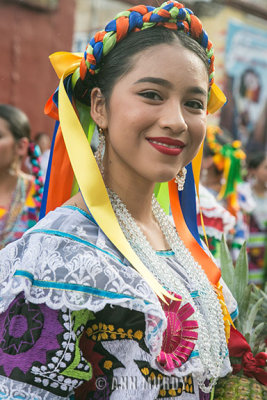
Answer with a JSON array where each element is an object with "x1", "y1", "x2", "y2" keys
[{"x1": 228, "y1": 326, "x2": 267, "y2": 386}]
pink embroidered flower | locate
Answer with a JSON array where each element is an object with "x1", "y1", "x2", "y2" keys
[{"x1": 157, "y1": 293, "x2": 198, "y2": 372}]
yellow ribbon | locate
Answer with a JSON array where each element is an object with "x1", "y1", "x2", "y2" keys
[
  {"x1": 49, "y1": 52, "x2": 83, "y2": 78},
  {"x1": 55, "y1": 55, "x2": 173, "y2": 303},
  {"x1": 208, "y1": 83, "x2": 227, "y2": 114}
]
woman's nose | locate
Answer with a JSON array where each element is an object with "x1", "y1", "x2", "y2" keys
[{"x1": 159, "y1": 101, "x2": 187, "y2": 134}]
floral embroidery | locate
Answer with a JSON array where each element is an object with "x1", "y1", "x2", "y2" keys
[
  {"x1": 75, "y1": 304, "x2": 148, "y2": 399},
  {"x1": 157, "y1": 293, "x2": 198, "y2": 372},
  {"x1": 0, "y1": 295, "x2": 91, "y2": 396},
  {"x1": 86, "y1": 323, "x2": 144, "y2": 342},
  {"x1": 136, "y1": 360, "x2": 195, "y2": 397},
  {"x1": 0, "y1": 293, "x2": 63, "y2": 377}
]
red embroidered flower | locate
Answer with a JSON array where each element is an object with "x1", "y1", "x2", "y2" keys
[{"x1": 157, "y1": 293, "x2": 198, "y2": 372}]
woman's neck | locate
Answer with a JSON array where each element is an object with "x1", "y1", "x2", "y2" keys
[
  {"x1": 104, "y1": 172, "x2": 155, "y2": 225},
  {"x1": 65, "y1": 170, "x2": 170, "y2": 251}
]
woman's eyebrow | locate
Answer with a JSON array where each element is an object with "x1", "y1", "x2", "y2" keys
[
  {"x1": 188, "y1": 86, "x2": 207, "y2": 96},
  {"x1": 134, "y1": 77, "x2": 173, "y2": 89}
]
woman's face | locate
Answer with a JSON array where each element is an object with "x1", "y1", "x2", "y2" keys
[
  {"x1": 95, "y1": 42, "x2": 209, "y2": 187},
  {"x1": 0, "y1": 118, "x2": 17, "y2": 172}
]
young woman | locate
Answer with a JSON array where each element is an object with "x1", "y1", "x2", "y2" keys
[
  {"x1": 0, "y1": 3, "x2": 237, "y2": 399},
  {"x1": 0, "y1": 105, "x2": 43, "y2": 249}
]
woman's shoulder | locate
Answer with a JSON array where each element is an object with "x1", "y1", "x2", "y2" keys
[
  {"x1": 0, "y1": 205, "x2": 161, "y2": 318},
  {"x1": 32, "y1": 204, "x2": 98, "y2": 233}
]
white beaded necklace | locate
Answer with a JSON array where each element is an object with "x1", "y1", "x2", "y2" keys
[{"x1": 107, "y1": 188, "x2": 228, "y2": 393}]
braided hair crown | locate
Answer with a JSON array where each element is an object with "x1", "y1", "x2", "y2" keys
[{"x1": 80, "y1": 1, "x2": 214, "y2": 88}]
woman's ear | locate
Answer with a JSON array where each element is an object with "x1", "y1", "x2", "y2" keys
[{"x1": 90, "y1": 87, "x2": 108, "y2": 129}]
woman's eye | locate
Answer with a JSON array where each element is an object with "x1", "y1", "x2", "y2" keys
[
  {"x1": 139, "y1": 91, "x2": 162, "y2": 101},
  {"x1": 186, "y1": 100, "x2": 204, "y2": 110}
]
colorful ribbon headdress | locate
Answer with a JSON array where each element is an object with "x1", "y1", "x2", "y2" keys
[
  {"x1": 42, "y1": 1, "x2": 227, "y2": 301},
  {"x1": 206, "y1": 126, "x2": 246, "y2": 216}
]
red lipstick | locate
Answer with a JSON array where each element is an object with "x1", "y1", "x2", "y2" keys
[{"x1": 146, "y1": 137, "x2": 185, "y2": 156}]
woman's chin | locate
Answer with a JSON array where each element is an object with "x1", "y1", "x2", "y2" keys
[{"x1": 154, "y1": 174, "x2": 177, "y2": 184}]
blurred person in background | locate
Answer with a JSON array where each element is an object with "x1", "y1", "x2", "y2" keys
[
  {"x1": 34, "y1": 131, "x2": 51, "y2": 179},
  {"x1": 246, "y1": 152, "x2": 267, "y2": 287},
  {"x1": 198, "y1": 125, "x2": 255, "y2": 262},
  {"x1": 0, "y1": 104, "x2": 43, "y2": 249}
]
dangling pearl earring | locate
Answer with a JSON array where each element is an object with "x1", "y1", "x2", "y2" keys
[
  {"x1": 175, "y1": 167, "x2": 187, "y2": 191},
  {"x1": 95, "y1": 127, "x2": 105, "y2": 176}
]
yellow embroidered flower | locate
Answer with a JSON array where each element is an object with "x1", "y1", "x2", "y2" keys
[
  {"x1": 133, "y1": 330, "x2": 143, "y2": 340},
  {"x1": 150, "y1": 372, "x2": 156, "y2": 381},
  {"x1": 187, "y1": 376, "x2": 192, "y2": 385},
  {"x1": 141, "y1": 367, "x2": 149, "y2": 375},
  {"x1": 86, "y1": 327, "x2": 93, "y2": 336},
  {"x1": 104, "y1": 360, "x2": 113, "y2": 370},
  {"x1": 127, "y1": 329, "x2": 133, "y2": 338},
  {"x1": 101, "y1": 332, "x2": 108, "y2": 340}
]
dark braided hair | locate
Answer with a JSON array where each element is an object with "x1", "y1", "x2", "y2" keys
[
  {"x1": 27, "y1": 143, "x2": 44, "y2": 209},
  {"x1": 74, "y1": 27, "x2": 209, "y2": 107},
  {"x1": 73, "y1": 2, "x2": 213, "y2": 107}
]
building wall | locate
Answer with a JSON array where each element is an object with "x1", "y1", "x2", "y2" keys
[
  {"x1": 0, "y1": 0, "x2": 75, "y2": 137},
  {"x1": 73, "y1": 0, "x2": 132, "y2": 52}
]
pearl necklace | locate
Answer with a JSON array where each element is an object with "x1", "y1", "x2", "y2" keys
[{"x1": 107, "y1": 188, "x2": 228, "y2": 393}]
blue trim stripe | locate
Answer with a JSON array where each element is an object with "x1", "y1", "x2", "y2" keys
[
  {"x1": 230, "y1": 307, "x2": 239, "y2": 321},
  {"x1": 156, "y1": 250, "x2": 175, "y2": 257},
  {"x1": 189, "y1": 350, "x2": 199, "y2": 358},
  {"x1": 14, "y1": 270, "x2": 150, "y2": 304},
  {"x1": 29, "y1": 229, "x2": 126, "y2": 266},
  {"x1": 189, "y1": 348, "x2": 229, "y2": 359},
  {"x1": 62, "y1": 205, "x2": 97, "y2": 225}
]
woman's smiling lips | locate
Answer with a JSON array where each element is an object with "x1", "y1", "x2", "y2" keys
[{"x1": 146, "y1": 136, "x2": 185, "y2": 156}]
